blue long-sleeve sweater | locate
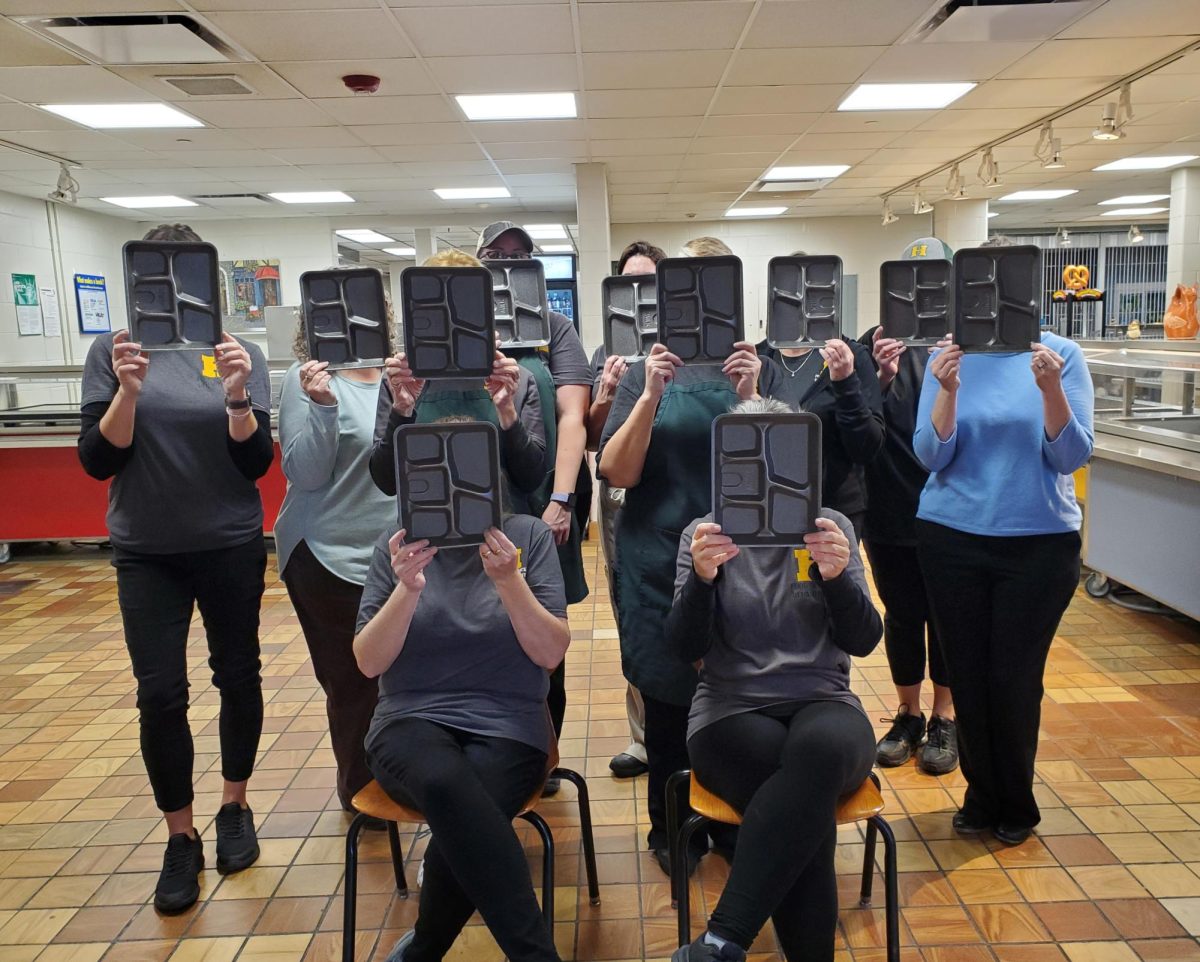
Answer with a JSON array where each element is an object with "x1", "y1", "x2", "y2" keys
[{"x1": 913, "y1": 332, "x2": 1094, "y2": 537}]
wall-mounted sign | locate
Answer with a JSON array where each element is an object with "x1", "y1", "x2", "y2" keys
[{"x1": 74, "y1": 274, "x2": 111, "y2": 334}]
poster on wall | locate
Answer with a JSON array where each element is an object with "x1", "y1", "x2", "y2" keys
[
  {"x1": 74, "y1": 274, "x2": 111, "y2": 334},
  {"x1": 38, "y1": 286, "x2": 61, "y2": 338},
  {"x1": 219, "y1": 259, "x2": 281, "y2": 332},
  {"x1": 11, "y1": 273, "x2": 43, "y2": 336}
]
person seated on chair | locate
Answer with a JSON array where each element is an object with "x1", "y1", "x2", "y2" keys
[
  {"x1": 665, "y1": 398, "x2": 883, "y2": 962},
  {"x1": 353, "y1": 445, "x2": 571, "y2": 962}
]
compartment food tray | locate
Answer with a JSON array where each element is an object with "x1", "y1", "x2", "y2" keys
[
  {"x1": 485, "y1": 259, "x2": 551, "y2": 348},
  {"x1": 602, "y1": 273, "x2": 657, "y2": 359},
  {"x1": 880, "y1": 259, "x2": 952, "y2": 346},
  {"x1": 123, "y1": 240, "x2": 222, "y2": 350},
  {"x1": 712, "y1": 411, "x2": 822, "y2": 546},
  {"x1": 302, "y1": 268, "x2": 390, "y2": 369},
  {"x1": 656, "y1": 255, "x2": 743, "y2": 362},
  {"x1": 953, "y1": 245, "x2": 1042, "y2": 353},
  {"x1": 393, "y1": 421, "x2": 502, "y2": 548},
  {"x1": 401, "y1": 266, "x2": 495, "y2": 379},
  {"x1": 767, "y1": 255, "x2": 843, "y2": 348}
]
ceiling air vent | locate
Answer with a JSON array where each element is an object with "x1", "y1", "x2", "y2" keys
[
  {"x1": 20, "y1": 14, "x2": 238, "y2": 65},
  {"x1": 899, "y1": 0, "x2": 1101, "y2": 44},
  {"x1": 161, "y1": 75, "x2": 255, "y2": 97},
  {"x1": 756, "y1": 180, "x2": 827, "y2": 194}
]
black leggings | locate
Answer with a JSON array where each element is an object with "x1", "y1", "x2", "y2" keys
[
  {"x1": 113, "y1": 536, "x2": 266, "y2": 813},
  {"x1": 863, "y1": 540, "x2": 947, "y2": 689},
  {"x1": 689, "y1": 701, "x2": 874, "y2": 962},
  {"x1": 918, "y1": 521, "x2": 1080, "y2": 828},
  {"x1": 366, "y1": 718, "x2": 559, "y2": 962}
]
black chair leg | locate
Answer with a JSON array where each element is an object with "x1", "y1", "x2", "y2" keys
[
  {"x1": 860, "y1": 819, "x2": 877, "y2": 908},
  {"x1": 519, "y1": 810, "x2": 556, "y2": 931},
  {"x1": 386, "y1": 820, "x2": 409, "y2": 899},
  {"x1": 555, "y1": 767, "x2": 600, "y2": 905},
  {"x1": 666, "y1": 769, "x2": 690, "y2": 909},
  {"x1": 342, "y1": 812, "x2": 368, "y2": 962},
  {"x1": 676, "y1": 813, "x2": 707, "y2": 949},
  {"x1": 871, "y1": 815, "x2": 900, "y2": 962}
]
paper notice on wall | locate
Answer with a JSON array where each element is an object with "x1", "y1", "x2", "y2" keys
[
  {"x1": 39, "y1": 286, "x2": 61, "y2": 337},
  {"x1": 74, "y1": 274, "x2": 111, "y2": 334},
  {"x1": 12, "y1": 273, "x2": 42, "y2": 336}
]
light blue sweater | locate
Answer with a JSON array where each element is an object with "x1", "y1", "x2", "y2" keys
[
  {"x1": 275, "y1": 364, "x2": 395, "y2": 585},
  {"x1": 914, "y1": 333, "x2": 1094, "y2": 537}
]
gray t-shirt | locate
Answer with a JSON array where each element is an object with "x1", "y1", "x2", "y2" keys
[
  {"x1": 80, "y1": 333, "x2": 271, "y2": 554},
  {"x1": 675, "y1": 509, "x2": 869, "y2": 740},
  {"x1": 357, "y1": 514, "x2": 567, "y2": 753},
  {"x1": 543, "y1": 311, "x2": 592, "y2": 387}
]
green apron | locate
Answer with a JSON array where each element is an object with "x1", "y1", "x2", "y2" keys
[
  {"x1": 511, "y1": 349, "x2": 589, "y2": 605},
  {"x1": 617, "y1": 376, "x2": 736, "y2": 706}
]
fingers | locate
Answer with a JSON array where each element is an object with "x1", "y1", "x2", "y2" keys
[
  {"x1": 694, "y1": 522, "x2": 723, "y2": 538},
  {"x1": 648, "y1": 343, "x2": 684, "y2": 367},
  {"x1": 388, "y1": 530, "x2": 406, "y2": 553}
]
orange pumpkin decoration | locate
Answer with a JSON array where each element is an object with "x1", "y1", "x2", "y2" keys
[{"x1": 1061, "y1": 264, "x2": 1090, "y2": 291}]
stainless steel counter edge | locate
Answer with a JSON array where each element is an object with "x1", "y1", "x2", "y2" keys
[{"x1": 1092, "y1": 433, "x2": 1200, "y2": 483}]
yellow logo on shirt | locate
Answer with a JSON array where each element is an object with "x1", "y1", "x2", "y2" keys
[
  {"x1": 794, "y1": 548, "x2": 812, "y2": 583},
  {"x1": 201, "y1": 354, "x2": 220, "y2": 378},
  {"x1": 517, "y1": 547, "x2": 527, "y2": 579}
]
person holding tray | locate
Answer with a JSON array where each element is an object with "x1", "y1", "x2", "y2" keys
[
  {"x1": 666, "y1": 398, "x2": 881, "y2": 962},
  {"x1": 275, "y1": 305, "x2": 395, "y2": 816},
  {"x1": 588, "y1": 239, "x2": 667, "y2": 781},
  {"x1": 77, "y1": 223, "x2": 272, "y2": 913},
  {"x1": 756, "y1": 251, "x2": 884, "y2": 543},
  {"x1": 597, "y1": 235, "x2": 780, "y2": 876},
  {"x1": 914, "y1": 236, "x2": 1094, "y2": 845},
  {"x1": 354, "y1": 448, "x2": 570, "y2": 962}
]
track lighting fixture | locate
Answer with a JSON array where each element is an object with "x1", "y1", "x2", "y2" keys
[
  {"x1": 945, "y1": 163, "x2": 963, "y2": 196},
  {"x1": 47, "y1": 163, "x2": 79, "y2": 205},
  {"x1": 1128, "y1": 225, "x2": 1144, "y2": 244},
  {"x1": 977, "y1": 148, "x2": 1002, "y2": 188},
  {"x1": 1118, "y1": 82, "x2": 1134, "y2": 127},
  {"x1": 1093, "y1": 102, "x2": 1125, "y2": 141},
  {"x1": 882, "y1": 197, "x2": 899, "y2": 226},
  {"x1": 1043, "y1": 139, "x2": 1065, "y2": 169},
  {"x1": 912, "y1": 186, "x2": 933, "y2": 215},
  {"x1": 1055, "y1": 227, "x2": 1071, "y2": 248}
]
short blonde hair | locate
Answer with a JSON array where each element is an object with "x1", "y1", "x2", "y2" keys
[
  {"x1": 680, "y1": 236, "x2": 733, "y2": 258},
  {"x1": 424, "y1": 249, "x2": 483, "y2": 268}
]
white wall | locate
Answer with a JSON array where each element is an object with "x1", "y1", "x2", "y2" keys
[{"x1": 607, "y1": 212, "x2": 934, "y2": 350}]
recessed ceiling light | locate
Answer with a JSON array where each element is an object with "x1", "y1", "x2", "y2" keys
[
  {"x1": 987, "y1": 212, "x2": 999, "y2": 219},
  {"x1": 101, "y1": 195, "x2": 197, "y2": 209},
  {"x1": 997, "y1": 189, "x2": 1078, "y2": 202},
  {"x1": 269, "y1": 191, "x2": 354, "y2": 204},
  {"x1": 434, "y1": 187, "x2": 511, "y2": 200},
  {"x1": 1093, "y1": 155, "x2": 1198, "y2": 171},
  {"x1": 523, "y1": 224, "x2": 567, "y2": 239},
  {"x1": 762, "y1": 165, "x2": 850, "y2": 181},
  {"x1": 1100, "y1": 207, "x2": 1168, "y2": 216},
  {"x1": 539, "y1": 244, "x2": 574, "y2": 253},
  {"x1": 383, "y1": 247, "x2": 417, "y2": 256},
  {"x1": 1098, "y1": 194, "x2": 1169, "y2": 205},
  {"x1": 455, "y1": 92, "x2": 576, "y2": 121},
  {"x1": 336, "y1": 229, "x2": 395, "y2": 244},
  {"x1": 838, "y1": 83, "x2": 975, "y2": 112},
  {"x1": 41, "y1": 102, "x2": 202, "y2": 129},
  {"x1": 725, "y1": 206, "x2": 788, "y2": 217}
]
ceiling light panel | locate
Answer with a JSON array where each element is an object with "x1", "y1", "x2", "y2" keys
[
  {"x1": 523, "y1": 224, "x2": 567, "y2": 239},
  {"x1": 838, "y1": 83, "x2": 975, "y2": 111},
  {"x1": 269, "y1": 191, "x2": 354, "y2": 204},
  {"x1": 336, "y1": 229, "x2": 395, "y2": 243},
  {"x1": 997, "y1": 189, "x2": 1078, "y2": 201},
  {"x1": 1094, "y1": 155, "x2": 1198, "y2": 171},
  {"x1": 41, "y1": 103, "x2": 203, "y2": 129},
  {"x1": 539, "y1": 245, "x2": 575, "y2": 253},
  {"x1": 102, "y1": 196, "x2": 197, "y2": 208},
  {"x1": 455, "y1": 93, "x2": 577, "y2": 121},
  {"x1": 383, "y1": 247, "x2": 417, "y2": 256},
  {"x1": 725, "y1": 207, "x2": 788, "y2": 217},
  {"x1": 1099, "y1": 195, "x2": 1169, "y2": 205},
  {"x1": 762, "y1": 165, "x2": 851, "y2": 180},
  {"x1": 433, "y1": 187, "x2": 511, "y2": 199},
  {"x1": 1100, "y1": 207, "x2": 1168, "y2": 216}
]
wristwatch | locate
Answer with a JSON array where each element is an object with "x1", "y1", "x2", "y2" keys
[
  {"x1": 225, "y1": 392, "x2": 252, "y2": 412},
  {"x1": 550, "y1": 492, "x2": 577, "y2": 509}
]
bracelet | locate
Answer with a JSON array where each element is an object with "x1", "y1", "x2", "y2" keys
[{"x1": 226, "y1": 407, "x2": 252, "y2": 420}]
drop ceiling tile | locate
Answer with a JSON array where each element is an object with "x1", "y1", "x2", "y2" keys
[
  {"x1": 585, "y1": 88, "x2": 713, "y2": 118},
  {"x1": 503, "y1": 173, "x2": 577, "y2": 187},
  {"x1": 724, "y1": 46, "x2": 884, "y2": 87},
  {"x1": 698, "y1": 114, "x2": 821, "y2": 137},
  {"x1": 495, "y1": 159, "x2": 578, "y2": 175},
  {"x1": 194, "y1": 0, "x2": 380, "y2": 8},
  {"x1": 954, "y1": 76, "x2": 1117, "y2": 110},
  {"x1": 0, "y1": 65, "x2": 155, "y2": 103},
  {"x1": 806, "y1": 109, "x2": 937, "y2": 132},
  {"x1": 607, "y1": 171, "x2": 677, "y2": 186},
  {"x1": 207, "y1": 11, "x2": 414, "y2": 61},
  {"x1": 1059, "y1": 0, "x2": 1200, "y2": 38},
  {"x1": 268, "y1": 59, "x2": 439, "y2": 98},
  {"x1": 602, "y1": 155, "x2": 684, "y2": 171},
  {"x1": 920, "y1": 106, "x2": 1046, "y2": 131},
  {"x1": 393, "y1": 160, "x2": 500, "y2": 176},
  {"x1": 110, "y1": 63, "x2": 296, "y2": 101},
  {"x1": 487, "y1": 140, "x2": 588, "y2": 160},
  {"x1": 373, "y1": 143, "x2": 488, "y2": 162},
  {"x1": 310, "y1": 95, "x2": 459, "y2": 125},
  {"x1": 0, "y1": 19, "x2": 88, "y2": 67},
  {"x1": 789, "y1": 131, "x2": 899, "y2": 150},
  {"x1": 999, "y1": 37, "x2": 1189, "y2": 80},
  {"x1": 690, "y1": 134, "x2": 797, "y2": 154},
  {"x1": 0, "y1": 102, "x2": 78, "y2": 131},
  {"x1": 772, "y1": 146, "x2": 878, "y2": 165},
  {"x1": 297, "y1": 163, "x2": 414, "y2": 179},
  {"x1": 591, "y1": 138, "x2": 692, "y2": 158},
  {"x1": 1, "y1": 129, "x2": 131, "y2": 153},
  {"x1": 348, "y1": 124, "x2": 474, "y2": 146},
  {"x1": 587, "y1": 117, "x2": 703, "y2": 140},
  {"x1": 863, "y1": 41, "x2": 1036, "y2": 82},
  {"x1": 393, "y1": 4, "x2": 573, "y2": 57},
  {"x1": 231, "y1": 127, "x2": 362, "y2": 149},
  {"x1": 741, "y1": 0, "x2": 933, "y2": 48},
  {"x1": 579, "y1": 1, "x2": 752, "y2": 52},
  {"x1": 468, "y1": 120, "x2": 588, "y2": 143},
  {"x1": 425, "y1": 54, "x2": 578, "y2": 94},
  {"x1": 583, "y1": 51, "x2": 731, "y2": 90},
  {"x1": 188, "y1": 99, "x2": 334, "y2": 128},
  {"x1": 710, "y1": 84, "x2": 847, "y2": 115},
  {"x1": 107, "y1": 127, "x2": 252, "y2": 150},
  {"x1": 884, "y1": 128, "x2": 997, "y2": 150},
  {"x1": 680, "y1": 151, "x2": 781, "y2": 169},
  {"x1": 265, "y1": 146, "x2": 390, "y2": 165}
]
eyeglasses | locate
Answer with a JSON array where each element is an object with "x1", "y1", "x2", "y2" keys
[{"x1": 479, "y1": 248, "x2": 531, "y2": 261}]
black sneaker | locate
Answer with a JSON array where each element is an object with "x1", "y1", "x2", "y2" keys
[
  {"x1": 154, "y1": 831, "x2": 204, "y2": 914},
  {"x1": 609, "y1": 752, "x2": 649, "y2": 778},
  {"x1": 952, "y1": 809, "x2": 991, "y2": 836},
  {"x1": 541, "y1": 777, "x2": 561, "y2": 797},
  {"x1": 994, "y1": 823, "x2": 1033, "y2": 846},
  {"x1": 652, "y1": 846, "x2": 701, "y2": 879},
  {"x1": 671, "y1": 935, "x2": 747, "y2": 962},
  {"x1": 215, "y1": 802, "x2": 260, "y2": 875},
  {"x1": 917, "y1": 715, "x2": 960, "y2": 776},
  {"x1": 875, "y1": 709, "x2": 925, "y2": 767}
]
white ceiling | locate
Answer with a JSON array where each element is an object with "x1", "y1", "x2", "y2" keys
[{"x1": 0, "y1": 0, "x2": 1196, "y2": 232}]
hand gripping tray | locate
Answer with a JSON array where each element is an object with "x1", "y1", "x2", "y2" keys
[
  {"x1": 394, "y1": 421, "x2": 502, "y2": 548},
  {"x1": 880, "y1": 259, "x2": 952, "y2": 346},
  {"x1": 953, "y1": 245, "x2": 1042, "y2": 353},
  {"x1": 301, "y1": 267, "x2": 390, "y2": 369},
  {"x1": 401, "y1": 266, "x2": 495, "y2": 379},
  {"x1": 485, "y1": 259, "x2": 551, "y2": 348},
  {"x1": 656, "y1": 255, "x2": 744, "y2": 362},
  {"x1": 602, "y1": 273, "x2": 657, "y2": 359},
  {"x1": 123, "y1": 240, "x2": 222, "y2": 350},
  {"x1": 767, "y1": 255, "x2": 843, "y2": 348},
  {"x1": 712, "y1": 412, "x2": 823, "y2": 546}
]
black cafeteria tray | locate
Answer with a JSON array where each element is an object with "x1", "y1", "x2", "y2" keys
[
  {"x1": 953, "y1": 245, "x2": 1042, "y2": 353},
  {"x1": 767, "y1": 255, "x2": 842, "y2": 348},
  {"x1": 656, "y1": 255, "x2": 744, "y2": 362},
  {"x1": 393, "y1": 421, "x2": 502, "y2": 548},
  {"x1": 301, "y1": 267, "x2": 390, "y2": 369},
  {"x1": 712, "y1": 411, "x2": 822, "y2": 546},
  {"x1": 123, "y1": 240, "x2": 222, "y2": 350},
  {"x1": 602, "y1": 273, "x2": 657, "y2": 359},
  {"x1": 485, "y1": 259, "x2": 551, "y2": 348},
  {"x1": 880, "y1": 259, "x2": 952, "y2": 346},
  {"x1": 401, "y1": 266, "x2": 495, "y2": 379}
]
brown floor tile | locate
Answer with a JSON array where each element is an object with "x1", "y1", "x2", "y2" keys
[
  {"x1": 1033, "y1": 901, "x2": 1120, "y2": 941},
  {"x1": 1096, "y1": 899, "x2": 1188, "y2": 940},
  {"x1": 968, "y1": 902, "x2": 1052, "y2": 943}
]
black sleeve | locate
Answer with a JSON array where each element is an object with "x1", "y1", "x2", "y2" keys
[
  {"x1": 77, "y1": 401, "x2": 133, "y2": 480},
  {"x1": 830, "y1": 343, "x2": 886, "y2": 466},
  {"x1": 227, "y1": 410, "x2": 274, "y2": 481},
  {"x1": 501, "y1": 419, "x2": 548, "y2": 494},
  {"x1": 665, "y1": 568, "x2": 718, "y2": 664},
  {"x1": 816, "y1": 567, "x2": 883, "y2": 658},
  {"x1": 369, "y1": 378, "x2": 414, "y2": 497}
]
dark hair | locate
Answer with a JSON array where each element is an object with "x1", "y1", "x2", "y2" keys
[
  {"x1": 142, "y1": 224, "x2": 202, "y2": 243},
  {"x1": 616, "y1": 240, "x2": 666, "y2": 274},
  {"x1": 790, "y1": 249, "x2": 807, "y2": 257}
]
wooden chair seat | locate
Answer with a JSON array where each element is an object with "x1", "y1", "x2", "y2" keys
[
  {"x1": 351, "y1": 776, "x2": 546, "y2": 825},
  {"x1": 689, "y1": 773, "x2": 885, "y2": 827}
]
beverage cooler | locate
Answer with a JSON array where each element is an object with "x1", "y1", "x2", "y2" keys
[{"x1": 536, "y1": 253, "x2": 579, "y2": 334}]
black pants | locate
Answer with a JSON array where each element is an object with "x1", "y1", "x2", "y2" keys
[
  {"x1": 918, "y1": 521, "x2": 1080, "y2": 829},
  {"x1": 281, "y1": 540, "x2": 378, "y2": 810},
  {"x1": 643, "y1": 694, "x2": 720, "y2": 854},
  {"x1": 548, "y1": 661, "x2": 565, "y2": 739},
  {"x1": 864, "y1": 540, "x2": 947, "y2": 689},
  {"x1": 690, "y1": 702, "x2": 874, "y2": 961},
  {"x1": 367, "y1": 719, "x2": 558, "y2": 962},
  {"x1": 113, "y1": 536, "x2": 266, "y2": 813}
]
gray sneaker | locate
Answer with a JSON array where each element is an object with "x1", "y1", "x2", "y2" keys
[
  {"x1": 917, "y1": 715, "x2": 959, "y2": 776},
  {"x1": 384, "y1": 930, "x2": 414, "y2": 962},
  {"x1": 875, "y1": 709, "x2": 925, "y2": 767}
]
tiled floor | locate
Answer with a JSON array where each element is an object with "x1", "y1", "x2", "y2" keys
[{"x1": 0, "y1": 539, "x2": 1198, "y2": 962}]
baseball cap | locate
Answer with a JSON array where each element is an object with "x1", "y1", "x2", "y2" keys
[
  {"x1": 477, "y1": 221, "x2": 533, "y2": 255},
  {"x1": 901, "y1": 237, "x2": 953, "y2": 260}
]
